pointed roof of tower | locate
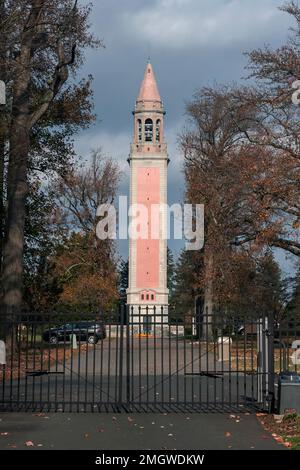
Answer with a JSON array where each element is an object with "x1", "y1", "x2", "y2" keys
[{"x1": 137, "y1": 61, "x2": 161, "y2": 103}]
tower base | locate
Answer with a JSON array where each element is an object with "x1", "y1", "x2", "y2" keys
[{"x1": 127, "y1": 304, "x2": 169, "y2": 336}]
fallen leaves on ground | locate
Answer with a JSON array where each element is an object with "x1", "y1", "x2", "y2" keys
[
  {"x1": 257, "y1": 413, "x2": 300, "y2": 449},
  {"x1": 25, "y1": 441, "x2": 34, "y2": 447}
]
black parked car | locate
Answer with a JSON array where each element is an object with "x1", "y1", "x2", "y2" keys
[{"x1": 43, "y1": 321, "x2": 106, "y2": 345}]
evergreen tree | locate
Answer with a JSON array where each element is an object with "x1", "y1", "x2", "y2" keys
[
  {"x1": 118, "y1": 259, "x2": 129, "y2": 302},
  {"x1": 23, "y1": 183, "x2": 64, "y2": 312},
  {"x1": 255, "y1": 252, "x2": 286, "y2": 318},
  {"x1": 171, "y1": 249, "x2": 203, "y2": 316},
  {"x1": 285, "y1": 266, "x2": 300, "y2": 319},
  {"x1": 167, "y1": 247, "x2": 176, "y2": 298}
]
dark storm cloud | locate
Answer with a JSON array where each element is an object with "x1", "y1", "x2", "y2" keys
[{"x1": 75, "y1": 0, "x2": 294, "y2": 259}]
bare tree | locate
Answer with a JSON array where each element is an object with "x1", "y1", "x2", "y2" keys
[
  {"x1": 52, "y1": 149, "x2": 121, "y2": 310},
  {"x1": 242, "y1": 1, "x2": 300, "y2": 256},
  {"x1": 181, "y1": 86, "x2": 259, "y2": 337},
  {"x1": 55, "y1": 149, "x2": 121, "y2": 236}
]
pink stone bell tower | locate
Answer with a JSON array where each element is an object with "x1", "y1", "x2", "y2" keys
[{"x1": 127, "y1": 61, "x2": 169, "y2": 329}]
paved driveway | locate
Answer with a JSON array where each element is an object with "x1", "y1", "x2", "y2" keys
[{"x1": 0, "y1": 412, "x2": 284, "y2": 450}]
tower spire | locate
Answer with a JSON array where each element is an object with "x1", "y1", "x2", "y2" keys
[{"x1": 137, "y1": 61, "x2": 161, "y2": 103}]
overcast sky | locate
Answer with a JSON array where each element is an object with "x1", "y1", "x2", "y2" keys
[{"x1": 75, "y1": 0, "x2": 296, "y2": 273}]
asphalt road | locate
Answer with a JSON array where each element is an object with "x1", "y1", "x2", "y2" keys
[
  {"x1": 0, "y1": 412, "x2": 283, "y2": 450},
  {"x1": 0, "y1": 338, "x2": 282, "y2": 451}
]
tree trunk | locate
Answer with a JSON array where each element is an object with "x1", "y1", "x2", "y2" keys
[
  {"x1": 0, "y1": 0, "x2": 6, "y2": 276},
  {"x1": 0, "y1": 122, "x2": 5, "y2": 277},
  {"x1": 0, "y1": 123, "x2": 5, "y2": 339},
  {"x1": 1, "y1": 24, "x2": 32, "y2": 319},
  {"x1": 0, "y1": 0, "x2": 8, "y2": 339},
  {"x1": 2, "y1": 125, "x2": 30, "y2": 317},
  {"x1": 0, "y1": 0, "x2": 72, "y2": 321}
]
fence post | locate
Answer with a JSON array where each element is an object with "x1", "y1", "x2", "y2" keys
[
  {"x1": 118, "y1": 302, "x2": 125, "y2": 408},
  {"x1": 267, "y1": 311, "x2": 275, "y2": 413},
  {"x1": 257, "y1": 317, "x2": 263, "y2": 404},
  {"x1": 126, "y1": 304, "x2": 130, "y2": 406},
  {"x1": 257, "y1": 313, "x2": 275, "y2": 412}
]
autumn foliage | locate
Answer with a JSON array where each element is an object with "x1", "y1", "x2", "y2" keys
[{"x1": 180, "y1": 3, "x2": 300, "y2": 317}]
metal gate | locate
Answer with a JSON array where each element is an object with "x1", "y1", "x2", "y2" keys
[
  {"x1": 267, "y1": 313, "x2": 300, "y2": 413},
  {"x1": 1, "y1": 306, "x2": 293, "y2": 413}
]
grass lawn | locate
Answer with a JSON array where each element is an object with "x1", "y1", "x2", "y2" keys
[
  {"x1": 258, "y1": 413, "x2": 300, "y2": 449},
  {"x1": 288, "y1": 435, "x2": 300, "y2": 450}
]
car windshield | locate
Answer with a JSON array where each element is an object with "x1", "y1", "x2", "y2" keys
[
  {"x1": 76, "y1": 322, "x2": 91, "y2": 328},
  {"x1": 59, "y1": 323, "x2": 74, "y2": 330}
]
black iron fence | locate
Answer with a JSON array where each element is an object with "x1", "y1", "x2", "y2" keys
[{"x1": 0, "y1": 306, "x2": 299, "y2": 413}]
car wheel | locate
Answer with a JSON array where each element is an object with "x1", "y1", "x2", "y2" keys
[
  {"x1": 49, "y1": 335, "x2": 58, "y2": 344},
  {"x1": 88, "y1": 335, "x2": 98, "y2": 345}
]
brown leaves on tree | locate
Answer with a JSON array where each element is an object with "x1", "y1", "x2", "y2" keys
[
  {"x1": 181, "y1": 81, "x2": 295, "y2": 312},
  {"x1": 51, "y1": 150, "x2": 121, "y2": 311}
]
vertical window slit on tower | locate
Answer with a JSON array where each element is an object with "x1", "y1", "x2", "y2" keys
[
  {"x1": 145, "y1": 118, "x2": 153, "y2": 142},
  {"x1": 137, "y1": 119, "x2": 142, "y2": 142},
  {"x1": 156, "y1": 119, "x2": 161, "y2": 143}
]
